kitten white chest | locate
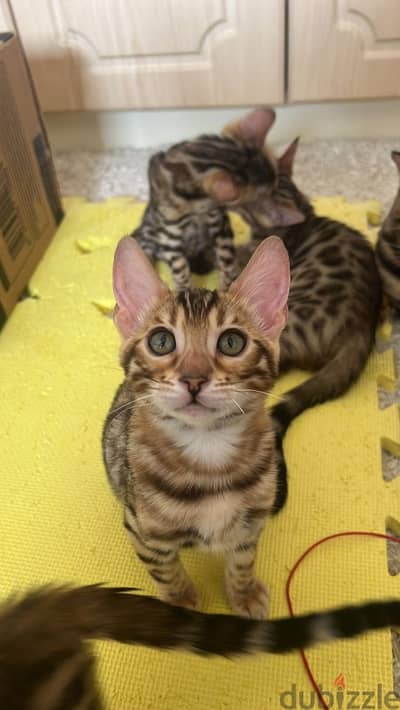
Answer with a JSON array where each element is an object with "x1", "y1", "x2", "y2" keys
[
  {"x1": 163, "y1": 418, "x2": 245, "y2": 469},
  {"x1": 158, "y1": 418, "x2": 248, "y2": 546}
]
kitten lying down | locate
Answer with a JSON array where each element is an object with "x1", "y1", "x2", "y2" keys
[{"x1": 2, "y1": 583, "x2": 400, "y2": 709}]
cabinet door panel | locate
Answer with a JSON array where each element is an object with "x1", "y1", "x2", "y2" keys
[
  {"x1": 11, "y1": 0, "x2": 284, "y2": 110},
  {"x1": 0, "y1": 0, "x2": 15, "y2": 32},
  {"x1": 289, "y1": 0, "x2": 400, "y2": 101}
]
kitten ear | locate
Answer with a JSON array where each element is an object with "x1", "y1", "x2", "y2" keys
[
  {"x1": 267, "y1": 201, "x2": 305, "y2": 226},
  {"x1": 223, "y1": 107, "x2": 276, "y2": 148},
  {"x1": 278, "y1": 137, "x2": 300, "y2": 177},
  {"x1": 148, "y1": 151, "x2": 167, "y2": 188},
  {"x1": 391, "y1": 151, "x2": 400, "y2": 172},
  {"x1": 113, "y1": 237, "x2": 167, "y2": 339},
  {"x1": 229, "y1": 236, "x2": 290, "y2": 343},
  {"x1": 202, "y1": 170, "x2": 241, "y2": 203}
]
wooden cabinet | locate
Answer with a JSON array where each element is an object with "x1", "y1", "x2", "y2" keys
[
  {"x1": 9, "y1": 0, "x2": 284, "y2": 110},
  {"x1": 289, "y1": 0, "x2": 400, "y2": 102},
  {"x1": 3, "y1": 0, "x2": 400, "y2": 110}
]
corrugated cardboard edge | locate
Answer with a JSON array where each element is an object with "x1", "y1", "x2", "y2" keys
[{"x1": 0, "y1": 32, "x2": 63, "y2": 325}]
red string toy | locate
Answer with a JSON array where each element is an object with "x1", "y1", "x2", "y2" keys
[{"x1": 285, "y1": 531, "x2": 400, "y2": 710}]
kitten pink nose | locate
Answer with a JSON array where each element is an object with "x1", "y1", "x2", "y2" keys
[{"x1": 180, "y1": 375, "x2": 208, "y2": 396}]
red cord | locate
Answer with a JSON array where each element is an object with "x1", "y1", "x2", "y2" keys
[{"x1": 285, "y1": 531, "x2": 400, "y2": 710}]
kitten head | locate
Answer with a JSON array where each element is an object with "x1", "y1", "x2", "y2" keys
[
  {"x1": 151, "y1": 108, "x2": 305, "y2": 227},
  {"x1": 235, "y1": 137, "x2": 312, "y2": 242},
  {"x1": 203, "y1": 110, "x2": 305, "y2": 229},
  {"x1": 112, "y1": 236, "x2": 290, "y2": 428},
  {"x1": 148, "y1": 110, "x2": 278, "y2": 219},
  {"x1": 147, "y1": 150, "x2": 206, "y2": 213}
]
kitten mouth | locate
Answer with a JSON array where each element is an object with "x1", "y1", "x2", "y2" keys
[{"x1": 177, "y1": 402, "x2": 214, "y2": 417}]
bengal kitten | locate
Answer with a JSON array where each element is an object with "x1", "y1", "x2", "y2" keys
[
  {"x1": 376, "y1": 151, "x2": 400, "y2": 310},
  {"x1": 235, "y1": 137, "x2": 382, "y2": 508},
  {"x1": 103, "y1": 235, "x2": 291, "y2": 619},
  {"x1": 130, "y1": 108, "x2": 303, "y2": 291},
  {"x1": 4, "y1": 584, "x2": 400, "y2": 709}
]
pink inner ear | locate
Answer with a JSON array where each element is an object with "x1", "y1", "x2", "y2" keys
[
  {"x1": 229, "y1": 236, "x2": 290, "y2": 342},
  {"x1": 113, "y1": 237, "x2": 167, "y2": 339},
  {"x1": 266, "y1": 200, "x2": 305, "y2": 227},
  {"x1": 238, "y1": 108, "x2": 276, "y2": 147}
]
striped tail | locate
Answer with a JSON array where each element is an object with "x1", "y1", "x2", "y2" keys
[
  {"x1": 3, "y1": 587, "x2": 399, "y2": 709},
  {"x1": 273, "y1": 333, "x2": 375, "y2": 439},
  {"x1": 91, "y1": 591, "x2": 400, "y2": 656},
  {"x1": 5, "y1": 585, "x2": 399, "y2": 656},
  {"x1": 0, "y1": 585, "x2": 400, "y2": 657}
]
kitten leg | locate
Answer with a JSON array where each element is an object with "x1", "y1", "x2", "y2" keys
[
  {"x1": 166, "y1": 250, "x2": 192, "y2": 291},
  {"x1": 124, "y1": 507, "x2": 199, "y2": 610},
  {"x1": 225, "y1": 537, "x2": 269, "y2": 620},
  {"x1": 126, "y1": 233, "x2": 191, "y2": 288},
  {"x1": 215, "y1": 215, "x2": 239, "y2": 291},
  {"x1": 131, "y1": 227, "x2": 156, "y2": 262}
]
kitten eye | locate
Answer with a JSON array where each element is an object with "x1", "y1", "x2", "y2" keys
[
  {"x1": 148, "y1": 328, "x2": 176, "y2": 356},
  {"x1": 217, "y1": 329, "x2": 246, "y2": 357}
]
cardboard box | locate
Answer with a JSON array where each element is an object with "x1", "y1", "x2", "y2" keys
[{"x1": 0, "y1": 32, "x2": 63, "y2": 327}]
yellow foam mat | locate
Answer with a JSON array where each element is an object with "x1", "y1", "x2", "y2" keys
[{"x1": 1, "y1": 195, "x2": 399, "y2": 708}]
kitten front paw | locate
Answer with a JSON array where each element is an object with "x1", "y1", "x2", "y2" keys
[
  {"x1": 227, "y1": 578, "x2": 269, "y2": 619},
  {"x1": 161, "y1": 583, "x2": 200, "y2": 611}
]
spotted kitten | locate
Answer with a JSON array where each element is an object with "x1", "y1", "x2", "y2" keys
[
  {"x1": 236, "y1": 137, "x2": 382, "y2": 508},
  {"x1": 103, "y1": 235, "x2": 291, "y2": 619},
  {"x1": 376, "y1": 151, "x2": 400, "y2": 310},
  {"x1": 130, "y1": 108, "x2": 302, "y2": 291},
  {"x1": 4, "y1": 584, "x2": 400, "y2": 709}
]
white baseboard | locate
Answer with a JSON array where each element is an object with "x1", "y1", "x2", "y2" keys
[{"x1": 44, "y1": 99, "x2": 400, "y2": 152}]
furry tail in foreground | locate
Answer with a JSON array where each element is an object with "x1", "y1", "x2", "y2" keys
[{"x1": 2, "y1": 584, "x2": 400, "y2": 709}]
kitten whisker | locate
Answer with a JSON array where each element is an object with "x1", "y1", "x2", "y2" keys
[
  {"x1": 135, "y1": 394, "x2": 156, "y2": 402},
  {"x1": 107, "y1": 402, "x2": 135, "y2": 423},
  {"x1": 108, "y1": 394, "x2": 155, "y2": 421},
  {"x1": 109, "y1": 400, "x2": 135, "y2": 416},
  {"x1": 231, "y1": 398, "x2": 246, "y2": 415},
  {"x1": 231, "y1": 387, "x2": 283, "y2": 403}
]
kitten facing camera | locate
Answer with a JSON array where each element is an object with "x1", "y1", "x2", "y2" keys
[{"x1": 103, "y1": 236, "x2": 290, "y2": 619}]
